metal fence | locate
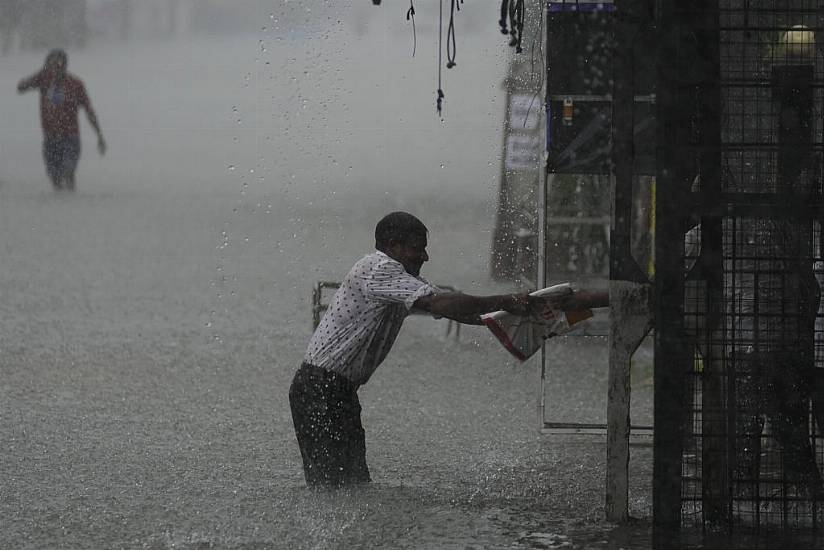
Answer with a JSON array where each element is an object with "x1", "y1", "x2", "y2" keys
[{"x1": 661, "y1": 0, "x2": 824, "y2": 530}]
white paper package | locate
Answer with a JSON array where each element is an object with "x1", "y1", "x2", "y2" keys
[{"x1": 480, "y1": 283, "x2": 593, "y2": 361}]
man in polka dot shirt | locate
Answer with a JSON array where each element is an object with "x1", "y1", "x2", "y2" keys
[{"x1": 289, "y1": 211, "x2": 607, "y2": 487}]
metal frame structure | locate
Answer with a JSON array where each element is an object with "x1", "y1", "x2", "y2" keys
[
  {"x1": 539, "y1": 0, "x2": 656, "y2": 523},
  {"x1": 655, "y1": 0, "x2": 824, "y2": 532},
  {"x1": 540, "y1": 0, "x2": 824, "y2": 531}
]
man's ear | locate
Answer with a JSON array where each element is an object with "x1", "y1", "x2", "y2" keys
[{"x1": 383, "y1": 239, "x2": 403, "y2": 259}]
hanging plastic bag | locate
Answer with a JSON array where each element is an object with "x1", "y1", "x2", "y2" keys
[{"x1": 481, "y1": 283, "x2": 593, "y2": 361}]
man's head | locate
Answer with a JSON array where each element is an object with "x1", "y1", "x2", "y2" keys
[
  {"x1": 44, "y1": 49, "x2": 68, "y2": 79},
  {"x1": 375, "y1": 212, "x2": 429, "y2": 276}
]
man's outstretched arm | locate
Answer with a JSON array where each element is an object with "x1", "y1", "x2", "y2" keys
[
  {"x1": 17, "y1": 73, "x2": 41, "y2": 93},
  {"x1": 413, "y1": 292, "x2": 535, "y2": 325},
  {"x1": 413, "y1": 288, "x2": 610, "y2": 325},
  {"x1": 555, "y1": 289, "x2": 609, "y2": 310}
]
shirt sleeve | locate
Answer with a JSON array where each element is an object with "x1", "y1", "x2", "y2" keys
[
  {"x1": 76, "y1": 82, "x2": 90, "y2": 109},
  {"x1": 18, "y1": 72, "x2": 42, "y2": 92},
  {"x1": 364, "y1": 259, "x2": 439, "y2": 310}
]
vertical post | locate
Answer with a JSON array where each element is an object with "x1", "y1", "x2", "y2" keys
[
  {"x1": 605, "y1": 0, "x2": 653, "y2": 522},
  {"x1": 653, "y1": 0, "x2": 695, "y2": 533},
  {"x1": 677, "y1": 2, "x2": 726, "y2": 526},
  {"x1": 538, "y1": 168, "x2": 550, "y2": 425},
  {"x1": 772, "y1": 65, "x2": 817, "y2": 524},
  {"x1": 539, "y1": 0, "x2": 551, "y2": 428}
]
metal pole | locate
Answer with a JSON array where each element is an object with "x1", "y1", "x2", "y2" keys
[
  {"x1": 694, "y1": 4, "x2": 726, "y2": 525},
  {"x1": 539, "y1": 0, "x2": 550, "y2": 428},
  {"x1": 605, "y1": 0, "x2": 654, "y2": 522},
  {"x1": 653, "y1": 0, "x2": 705, "y2": 532}
]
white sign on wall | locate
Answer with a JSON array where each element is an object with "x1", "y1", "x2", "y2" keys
[
  {"x1": 505, "y1": 133, "x2": 542, "y2": 171},
  {"x1": 509, "y1": 94, "x2": 540, "y2": 130}
]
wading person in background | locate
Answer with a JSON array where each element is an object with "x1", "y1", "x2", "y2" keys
[
  {"x1": 17, "y1": 49, "x2": 106, "y2": 191},
  {"x1": 289, "y1": 211, "x2": 608, "y2": 487}
]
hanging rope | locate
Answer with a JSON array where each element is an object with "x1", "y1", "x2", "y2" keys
[
  {"x1": 436, "y1": 0, "x2": 444, "y2": 115},
  {"x1": 446, "y1": 0, "x2": 460, "y2": 68},
  {"x1": 513, "y1": 0, "x2": 525, "y2": 53},
  {"x1": 508, "y1": 0, "x2": 518, "y2": 47},
  {"x1": 406, "y1": 0, "x2": 416, "y2": 57}
]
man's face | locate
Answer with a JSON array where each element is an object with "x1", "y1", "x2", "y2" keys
[
  {"x1": 44, "y1": 57, "x2": 66, "y2": 79},
  {"x1": 387, "y1": 233, "x2": 428, "y2": 277}
]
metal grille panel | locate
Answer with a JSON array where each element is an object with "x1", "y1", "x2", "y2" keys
[{"x1": 676, "y1": 0, "x2": 824, "y2": 530}]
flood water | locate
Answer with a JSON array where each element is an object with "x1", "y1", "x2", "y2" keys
[{"x1": 0, "y1": 3, "x2": 821, "y2": 549}]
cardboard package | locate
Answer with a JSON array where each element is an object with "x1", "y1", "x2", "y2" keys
[{"x1": 481, "y1": 283, "x2": 592, "y2": 361}]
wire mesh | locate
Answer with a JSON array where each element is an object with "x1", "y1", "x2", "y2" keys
[{"x1": 677, "y1": 0, "x2": 824, "y2": 530}]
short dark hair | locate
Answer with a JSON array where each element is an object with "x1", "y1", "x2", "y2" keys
[
  {"x1": 46, "y1": 48, "x2": 68, "y2": 66},
  {"x1": 375, "y1": 212, "x2": 427, "y2": 250}
]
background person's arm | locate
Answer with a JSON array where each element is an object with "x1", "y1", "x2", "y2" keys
[
  {"x1": 79, "y1": 85, "x2": 106, "y2": 154},
  {"x1": 17, "y1": 73, "x2": 41, "y2": 93}
]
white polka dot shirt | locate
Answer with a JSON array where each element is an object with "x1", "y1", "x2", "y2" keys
[{"x1": 304, "y1": 251, "x2": 439, "y2": 386}]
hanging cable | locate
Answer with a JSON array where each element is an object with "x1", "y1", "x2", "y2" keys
[
  {"x1": 436, "y1": 0, "x2": 444, "y2": 115},
  {"x1": 446, "y1": 0, "x2": 458, "y2": 68},
  {"x1": 406, "y1": 0, "x2": 416, "y2": 57},
  {"x1": 508, "y1": 0, "x2": 518, "y2": 47},
  {"x1": 514, "y1": 0, "x2": 525, "y2": 53},
  {"x1": 499, "y1": 0, "x2": 510, "y2": 35}
]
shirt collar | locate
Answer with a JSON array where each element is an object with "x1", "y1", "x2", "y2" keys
[{"x1": 374, "y1": 250, "x2": 408, "y2": 271}]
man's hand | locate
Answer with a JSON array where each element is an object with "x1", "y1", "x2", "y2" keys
[
  {"x1": 504, "y1": 288, "x2": 609, "y2": 317},
  {"x1": 17, "y1": 73, "x2": 40, "y2": 94},
  {"x1": 546, "y1": 292, "x2": 577, "y2": 312},
  {"x1": 501, "y1": 293, "x2": 533, "y2": 316},
  {"x1": 97, "y1": 136, "x2": 107, "y2": 156},
  {"x1": 413, "y1": 289, "x2": 607, "y2": 323},
  {"x1": 502, "y1": 293, "x2": 557, "y2": 318}
]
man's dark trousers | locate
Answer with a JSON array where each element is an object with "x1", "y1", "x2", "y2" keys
[{"x1": 289, "y1": 363, "x2": 371, "y2": 487}]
